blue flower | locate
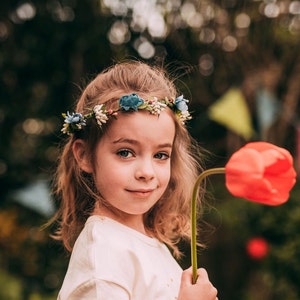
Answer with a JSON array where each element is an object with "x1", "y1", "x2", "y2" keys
[
  {"x1": 175, "y1": 95, "x2": 189, "y2": 112},
  {"x1": 119, "y1": 93, "x2": 144, "y2": 111},
  {"x1": 65, "y1": 112, "x2": 85, "y2": 125},
  {"x1": 61, "y1": 112, "x2": 87, "y2": 134}
]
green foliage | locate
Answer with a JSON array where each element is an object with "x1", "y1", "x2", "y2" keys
[
  {"x1": 0, "y1": 204, "x2": 68, "y2": 299},
  {"x1": 0, "y1": 0, "x2": 115, "y2": 196},
  {"x1": 0, "y1": 269, "x2": 22, "y2": 300}
]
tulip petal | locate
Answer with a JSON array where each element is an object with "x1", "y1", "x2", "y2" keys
[
  {"x1": 225, "y1": 148, "x2": 265, "y2": 176},
  {"x1": 261, "y1": 149, "x2": 294, "y2": 174},
  {"x1": 261, "y1": 147, "x2": 296, "y2": 204},
  {"x1": 225, "y1": 148, "x2": 268, "y2": 201},
  {"x1": 225, "y1": 142, "x2": 296, "y2": 205}
]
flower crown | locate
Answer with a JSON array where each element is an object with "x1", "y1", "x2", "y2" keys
[{"x1": 61, "y1": 93, "x2": 191, "y2": 135}]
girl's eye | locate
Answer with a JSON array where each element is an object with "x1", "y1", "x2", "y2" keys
[
  {"x1": 117, "y1": 149, "x2": 133, "y2": 158},
  {"x1": 154, "y1": 152, "x2": 170, "y2": 160}
]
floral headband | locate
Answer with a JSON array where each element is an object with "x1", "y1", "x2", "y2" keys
[{"x1": 61, "y1": 93, "x2": 191, "y2": 135}]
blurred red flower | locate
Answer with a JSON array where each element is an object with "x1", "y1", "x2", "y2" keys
[
  {"x1": 225, "y1": 142, "x2": 296, "y2": 205},
  {"x1": 246, "y1": 237, "x2": 269, "y2": 260}
]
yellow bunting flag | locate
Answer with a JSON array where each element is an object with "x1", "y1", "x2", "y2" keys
[{"x1": 208, "y1": 88, "x2": 255, "y2": 140}]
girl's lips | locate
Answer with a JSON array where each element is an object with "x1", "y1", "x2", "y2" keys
[{"x1": 126, "y1": 189, "x2": 155, "y2": 197}]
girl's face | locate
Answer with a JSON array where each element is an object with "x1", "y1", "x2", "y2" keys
[{"x1": 85, "y1": 111, "x2": 175, "y2": 225}]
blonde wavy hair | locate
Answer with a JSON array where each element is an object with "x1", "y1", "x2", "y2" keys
[{"x1": 51, "y1": 61, "x2": 204, "y2": 259}]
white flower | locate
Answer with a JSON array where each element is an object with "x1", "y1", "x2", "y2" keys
[
  {"x1": 61, "y1": 123, "x2": 69, "y2": 135},
  {"x1": 179, "y1": 110, "x2": 192, "y2": 124},
  {"x1": 148, "y1": 97, "x2": 167, "y2": 115},
  {"x1": 93, "y1": 104, "x2": 109, "y2": 126}
]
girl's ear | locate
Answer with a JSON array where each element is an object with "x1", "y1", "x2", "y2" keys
[{"x1": 72, "y1": 139, "x2": 93, "y2": 173}]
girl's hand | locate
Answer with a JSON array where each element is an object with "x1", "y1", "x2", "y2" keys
[{"x1": 178, "y1": 267, "x2": 218, "y2": 300}]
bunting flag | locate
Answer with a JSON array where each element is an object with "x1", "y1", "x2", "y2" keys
[
  {"x1": 256, "y1": 87, "x2": 280, "y2": 140},
  {"x1": 208, "y1": 88, "x2": 255, "y2": 140}
]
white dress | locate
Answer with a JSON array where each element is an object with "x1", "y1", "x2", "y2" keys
[{"x1": 58, "y1": 216, "x2": 182, "y2": 300}]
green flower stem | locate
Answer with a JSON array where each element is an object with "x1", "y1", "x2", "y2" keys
[{"x1": 191, "y1": 167, "x2": 226, "y2": 284}]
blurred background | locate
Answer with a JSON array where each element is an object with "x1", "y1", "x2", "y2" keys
[{"x1": 0, "y1": 0, "x2": 300, "y2": 299}]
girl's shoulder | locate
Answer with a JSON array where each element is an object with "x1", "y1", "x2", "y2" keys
[{"x1": 81, "y1": 215, "x2": 163, "y2": 249}]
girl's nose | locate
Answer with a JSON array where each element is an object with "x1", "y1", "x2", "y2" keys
[{"x1": 135, "y1": 158, "x2": 155, "y2": 181}]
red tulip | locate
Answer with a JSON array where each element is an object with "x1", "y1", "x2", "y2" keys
[
  {"x1": 246, "y1": 237, "x2": 269, "y2": 260},
  {"x1": 225, "y1": 142, "x2": 296, "y2": 205},
  {"x1": 191, "y1": 142, "x2": 296, "y2": 283}
]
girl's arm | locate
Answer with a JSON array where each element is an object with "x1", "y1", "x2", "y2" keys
[{"x1": 178, "y1": 267, "x2": 218, "y2": 300}]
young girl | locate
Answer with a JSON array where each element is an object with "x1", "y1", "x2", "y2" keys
[{"x1": 53, "y1": 61, "x2": 218, "y2": 299}]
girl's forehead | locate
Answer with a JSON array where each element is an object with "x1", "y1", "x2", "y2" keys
[{"x1": 102, "y1": 110, "x2": 176, "y2": 145}]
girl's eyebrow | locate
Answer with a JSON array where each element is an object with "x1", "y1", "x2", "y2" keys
[
  {"x1": 113, "y1": 138, "x2": 173, "y2": 148},
  {"x1": 112, "y1": 138, "x2": 138, "y2": 145}
]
